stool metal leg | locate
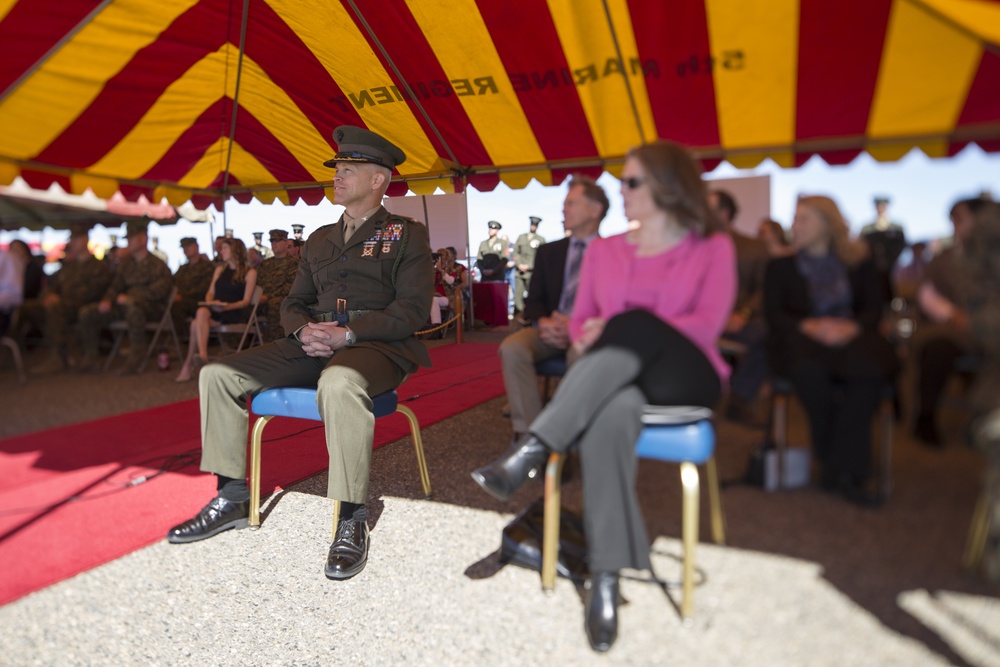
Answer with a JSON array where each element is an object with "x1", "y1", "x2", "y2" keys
[
  {"x1": 541, "y1": 452, "x2": 566, "y2": 592},
  {"x1": 679, "y1": 462, "x2": 700, "y2": 619},
  {"x1": 396, "y1": 404, "x2": 432, "y2": 498},
  {"x1": 705, "y1": 457, "x2": 726, "y2": 545},
  {"x1": 772, "y1": 393, "x2": 788, "y2": 488},
  {"x1": 963, "y1": 491, "x2": 991, "y2": 571},
  {"x1": 249, "y1": 415, "x2": 275, "y2": 528},
  {"x1": 878, "y1": 398, "x2": 894, "y2": 500}
]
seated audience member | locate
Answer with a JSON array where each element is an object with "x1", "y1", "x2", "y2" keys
[
  {"x1": 708, "y1": 189, "x2": 771, "y2": 423},
  {"x1": 175, "y1": 238, "x2": 258, "y2": 382},
  {"x1": 891, "y1": 240, "x2": 929, "y2": 303},
  {"x1": 957, "y1": 201, "x2": 1000, "y2": 583},
  {"x1": 256, "y1": 229, "x2": 298, "y2": 342},
  {"x1": 212, "y1": 235, "x2": 226, "y2": 263},
  {"x1": 757, "y1": 218, "x2": 793, "y2": 257},
  {"x1": 78, "y1": 222, "x2": 173, "y2": 374},
  {"x1": 497, "y1": 175, "x2": 608, "y2": 442},
  {"x1": 429, "y1": 247, "x2": 466, "y2": 332},
  {"x1": 474, "y1": 141, "x2": 735, "y2": 652},
  {"x1": 0, "y1": 247, "x2": 24, "y2": 335},
  {"x1": 911, "y1": 197, "x2": 989, "y2": 446},
  {"x1": 171, "y1": 237, "x2": 215, "y2": 338},
  {"x1": 22, "y1": 231, "x2": 112, "y2": 373},
  {"x1": 764, "y1": 195, "x2": 898, "y2": 505},
  {"x1": 165, "y1": 126, "x2": 432, "y2": 586},
  {"x1": 247, "y1": 247, "x2": 263, "y2": 269},
  {"x1": 7, "y1": 239, "x2": 45, "y2": 300}
]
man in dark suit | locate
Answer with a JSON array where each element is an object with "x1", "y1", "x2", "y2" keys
[
  {"x1": 498, "y1": 175, "x2": 608, "y2": 441},
  {"x1": 709, "y1": 189, "x2": 771, "y2": 423}
]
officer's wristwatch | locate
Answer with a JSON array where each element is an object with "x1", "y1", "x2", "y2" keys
[{"x1": 345, "y1": 328, "x2": 356, "y2": 346}]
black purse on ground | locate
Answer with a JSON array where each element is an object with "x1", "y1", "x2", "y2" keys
[{"x1": 499, "y1": 497, "x2": 589, "y2": 580}]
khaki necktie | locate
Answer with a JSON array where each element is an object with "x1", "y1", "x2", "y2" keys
[{"x1": 343, "y1": 218, "x2": 356, "y2": 243}]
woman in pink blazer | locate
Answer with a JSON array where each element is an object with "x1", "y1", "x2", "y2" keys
[{"x1": 473, "y1": 140, "x2": 736, "y2": 652}]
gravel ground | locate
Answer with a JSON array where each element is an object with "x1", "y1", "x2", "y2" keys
[{"x1": 0, "y1": 330, "x2": 998, "y2": 666}]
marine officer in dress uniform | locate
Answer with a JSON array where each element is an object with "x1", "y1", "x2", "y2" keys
[
  {"x1": 251, "y1": 231, "x2": 274, "y2": 261},
  {"x1": 476, "y1": 220, "x2": 508, "y2": 281},
  {"x1": 166, "y1": 126, "x2": 434, "y2": 582},
  {"x1": 512, "y1": 216, "x2": 545, "y2": 318}
]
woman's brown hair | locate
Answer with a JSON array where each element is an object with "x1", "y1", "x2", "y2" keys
[
  {"x1": 222, "y1": 237, "x2": 251, "y2": 283},
  {"x1": 626, "y1": 140, "x2": 723, "y2": 237}
]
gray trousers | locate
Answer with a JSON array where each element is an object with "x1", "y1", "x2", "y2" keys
[
  {"x1": 198, "y1": 341, "x2": 406, "y2": 503},
  {"x1": 530, "y1": 348, "x2": 651, "y2": 573},
  {"x1": 498, "y1": 326, "x2": 566, "y2": 434},
  {"x1": 18, "y1": 299, "x2": 81, "y2": 350}
]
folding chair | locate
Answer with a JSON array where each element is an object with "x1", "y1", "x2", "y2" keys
[
  {"x1": 209, "y1": 285, "x2": 264, "y2": 354},
  {"x1": 103, "y1": 286, "x2": 182, "y2": 372},
  {"x1": 1, "y1": 335, "x2": 26, "y2": 384}
]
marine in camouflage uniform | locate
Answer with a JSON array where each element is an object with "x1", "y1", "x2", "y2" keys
[
  {"x1": 78, "y1": 223, "x2": 173, "y2": 373},
  {"x1": 23, "y1": 233, "x2": 112, "y2": 372},
  {"x1": 512, "y1": 216, "x2": 545, "y2": 314},
  {"x1": 171, "y1": 237, "x2": 215, "y2": 337},
  {"x1": 256, "y1": 229, "x2": 299, "y2": 341},
  {"x1": 959, "y1": 201, "x2": 1000, "y2": 584}
]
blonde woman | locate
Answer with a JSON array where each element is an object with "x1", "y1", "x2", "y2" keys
[
  {"x1": 764, "y1": 196, "x2": 897, "y2": 505},
  {"x1": 176, "y1": 238, "x2": 257, "y2": 382}
]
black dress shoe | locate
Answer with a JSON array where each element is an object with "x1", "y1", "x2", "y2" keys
[
  {"x1": 471, "y1": 435, "x2": 549, "y2": 502},
  {"x1": 838, "y1": 477, "x2": 883, "y2": 509},
  {"x1": 166, "y1": 496, "x2": 249, "y2": 544},
  {"x1": 585, "y1": 571, "x2": 620, "y2": 652},
  {"x1": 325, "y1": 517, "x2": 370, "y2": 580}
]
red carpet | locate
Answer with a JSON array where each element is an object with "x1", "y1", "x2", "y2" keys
[{"x1": 0, "y1": 343, "x2": 502, "y2": 606}]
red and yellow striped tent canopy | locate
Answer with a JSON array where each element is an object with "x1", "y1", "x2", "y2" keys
[{"x1": 1, "y1": 0, "x2": 998, "y2": 210}]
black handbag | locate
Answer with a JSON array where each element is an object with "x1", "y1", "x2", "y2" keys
[{"x1": 499, "y1": 497, "x2": 589, "y2": 580}]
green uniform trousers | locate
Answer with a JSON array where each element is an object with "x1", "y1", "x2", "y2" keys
[{"x1": 197, "y1": 341, "x2": 407, "y2": 504}]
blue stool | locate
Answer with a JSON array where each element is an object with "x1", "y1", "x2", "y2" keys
[
  {"x1": 541, "y1": 406, "x2": 725, "y2": 619},
  {"x1": 248, "y1": 387, "x2": 432, "y2": 534},
  {"x1": 534, "y1": 354, "x2": 568, "y2": 402}
]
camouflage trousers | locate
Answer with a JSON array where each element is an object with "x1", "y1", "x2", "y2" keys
[
  {"x1": 18, "y1": 299, "x2": 84, "y2": 350},
  {"x1": 79, "y1": 300, "x2": 161, "y2": 363},
  {"x1": 263, "y1": 300, "x2": 285, "y2": 342}
]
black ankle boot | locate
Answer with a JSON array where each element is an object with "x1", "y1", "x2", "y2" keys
[
  {"x1": 585, "y1": 571, "x2": 620, "y2": 652},
  {"x1": 470, "y1": 435, "x2": 549, "y2": 502}
]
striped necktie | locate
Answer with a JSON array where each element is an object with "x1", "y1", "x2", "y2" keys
[{"x1": 559, "y1": 239, "x2": 585, "y2": 314}]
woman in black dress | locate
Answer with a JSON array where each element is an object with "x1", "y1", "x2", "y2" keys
[
  {"x1": 764, "y1": 195, "x2": 897, "y2": 505},
  {"x1": 176, "y1": 238, "x2": 257, "y2": 382}
]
